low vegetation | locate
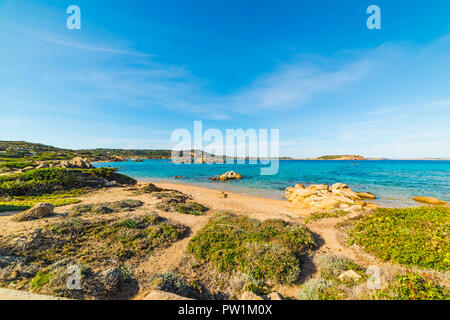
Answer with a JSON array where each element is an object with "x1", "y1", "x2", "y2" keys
[
  {"x1": 298, "y1": 278, "x2": 342, "y2": 300},
  {"x1": 0, "y1": 189, "x2": 87, "y2": 213},
  {"x1": 0, "y1": 161, "x2": 34, "y2": 170},
  {"x1": 0, "y1": 167, "x2": 136, "y2": 197},
  {"x1": 314, "y1": 254, "x2": 364, "y2": 280},
  {"x1": 151, "y1": 272, "x2": 207, "y2": 299},
  {"x1": 298, "y1": 254, "x2": 366, "y2": 300},
  {"x1": 343, "y1": 206, "x2": 449, "y2": 270},
  {"x1": 0, "y1": 198, "x2": 80, "y2": 213},
  {"x1": 154, "y1": 190, "x2": 208, "y2": 215},
  {"x1": 305, "y1": 210, "x2": 347, "y2": 223},
  {"x1": 376, "y1": 272, "x2": 449, "y2": 300},
  {"x1": 187, "y1": 213, "x2": 316, "y2": 287},
  {"x1": 69, "y1": 199, "x2": 143, "y2": 216},
  {"x1": 0, "y1": 213, "x2": 188, "y2": 299}
]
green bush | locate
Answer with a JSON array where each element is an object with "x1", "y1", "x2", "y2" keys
[
  {"x1": 376, "y1": 273, "x2": 449, "y2": 300},
  {"x1": 314, "y1": 254, "x2": 363, "y2": 279},
  {"x1": 187, "y1": 213, "x2": 316, "y2": 285},
  {"x1": 305, "y1": 210, "x2": 347, "y2": 223},
  {"x1": 90, "y1": 167, "x2": 137, "y2": 185},
  {"x1": 0, "y1": 161, "x2": 34, "y2": 169},
  {"x1": 31, "y1": 270, "x2": 52, "y2": 289},
  {"x1": 69, "y1": 199, "x2": 143, "y2": 216},
  {"x1": 346, "y1": 206, "x2": 450, "y2": 270},
  {"x1": 0, "y1": 168, "x2": 135, "y2": 197},
  {"x1": 0, "y1": 198, "x2": 80, "y2": 213},
  {"x1": 176, "y1": 202, "x2": 208, "y2": 215},
  {"x1": 298, "y1": 278, "x2": 342, "y2": 300}
]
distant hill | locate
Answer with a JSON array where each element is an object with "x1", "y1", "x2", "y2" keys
[{"x1": 0, "y1": 141, "x2": 174, "y2": 172}]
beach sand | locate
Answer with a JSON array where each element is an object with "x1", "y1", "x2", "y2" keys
[{"x1": 0, "y1": 181, "x2": 381, "y2": 300}]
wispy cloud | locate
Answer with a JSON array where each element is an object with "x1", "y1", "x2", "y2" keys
[
  {"x1": 228, "y1": 59, "x2": 373, "y2": 112},
  {"x1": 36, "y1": 34, "x2": 154, "y2": 57}
]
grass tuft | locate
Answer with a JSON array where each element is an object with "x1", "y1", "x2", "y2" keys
[
  {"x1": 345, "y1": 206, "x2": 449, "y2": 270},
  {"x1": 187, "y1": 213, "x2": 316, "y2": 285},
  {"x1": 376, "y1": 272, "x2": 449, "y2": 300}
]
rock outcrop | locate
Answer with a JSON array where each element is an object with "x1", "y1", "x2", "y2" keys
[
  {"x1": 265, "y1": 292, "x2": 284, "y2": 300},
  {"x1": 356, "y1": 192, "x2": 376, "y2": 200},
  {"x1": 240, "y1": 291, "x2": 264, "y2": 300},
  {"x1": 338, "y1": 270, "x2": 362, "y2": 281},
  {"x1": 60, "y1": 157, "x2": 94, "y2": 169},
  {"x1": 13, "y1": 203, "x2": 54, "y2": 221},
  {"x1": 143, "y1": 290, "x2": 194, "y2": 300},
  {"x1": 413, "y1": 196, "x2": 447, "y2": 205},
  {"x1": 240, "y1": 291, "x2": 283, "y2": 300},
  {"x1": 109, "y1": 155, "x2": 126, "y2": 162},
  {"x1": 285, "y1": 183, "x2": 376, "y2": 212},
  {"x1": 210, "y1": 171, "x2": 243, "y2": 182}
]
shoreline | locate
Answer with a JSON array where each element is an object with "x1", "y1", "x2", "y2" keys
[
  {"x1": 146, "y1": 180, "x2": 312, "y2": 218},
  {"x1": 137, "y1": 179, "x2": 412, "y2": 208}
]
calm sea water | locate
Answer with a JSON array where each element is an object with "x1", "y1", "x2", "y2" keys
[{"x1": 94, "y1": 160, "x2": 450, "y2": 207}]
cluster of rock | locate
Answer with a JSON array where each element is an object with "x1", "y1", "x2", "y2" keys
[
  {"x1": 209, "y1": 171, "x2": 243, "y2": 182},
  {"x1": 285, "y1": 183, "x2": 379, "y2": 212},
  {"x1": 59, "y1": 157, "x2": 94, "y2": 169}
]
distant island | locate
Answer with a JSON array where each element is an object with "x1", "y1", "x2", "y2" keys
[{"x1": 306, "y1": 155, "x2": 366, "y2": 160}]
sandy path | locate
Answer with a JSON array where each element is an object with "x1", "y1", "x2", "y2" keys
[
  {"x1": 0, "y1": 288, "x2": 68, "y2": 300},
  {"x1": 306, "y1": 216, "x2": 379, "y2": 268}
]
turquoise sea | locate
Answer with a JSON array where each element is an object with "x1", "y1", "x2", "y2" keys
[{"x1": 94, "y1": 160, "x2": 450, "y2": 207}]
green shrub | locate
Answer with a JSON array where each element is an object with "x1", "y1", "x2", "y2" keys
[
  {"x1": 298, "y1": 278, "x2": 342, "y2": 300},
  {"x1": 90, "y1": 167, "x2": 137, "y2": 185},
  {"x1": 346, "y1": 206, "x2": 449, "y2": 270},
  {"x1": 69, "y1": 200, "x2": 143, "y2": 216},
  {"x1": 187, "y1": 213, "x2": 316, "y2": 285},
  {"x1": 176, "y1": 202, "x2": 208, "y2": 215},
  {"x1": 69, "y1": 204, "x2": 94, "y2": 216},
  {"x1": 0, "y1": 198, "x2": 80, "y2": 213},
  {"x1": 0, "y1": 161, "x2": 34, "y2": 169},
  {"x1": 31, "y1": 270, "x2": 52, "y2": 289},
  {"x1": 0, "y1": 168, "x2": 135, "y2": 197},
  {"x1": 2, "y1": 214, "x2": 187, "y2": 274},
  {"x1": 314, "y1": 254, "x2": 363, "y2": 279},
  {"x1": 376, "y1": 273, "x2": 449, "y2": 300},
  {"x1": 305, "y1": 210, "x2": 347, "y2": 223},
  {"x1": 109, "y1": 199, "x2": 143, "y2": 210}
]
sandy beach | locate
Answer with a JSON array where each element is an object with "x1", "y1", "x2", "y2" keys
[{"x1": 0, "y1": 180, "x2": 390, "y2": 299}]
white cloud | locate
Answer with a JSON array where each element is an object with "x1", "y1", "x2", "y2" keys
[{"x1": 229, "y1": 59, "x2": 373, "y2": 112}]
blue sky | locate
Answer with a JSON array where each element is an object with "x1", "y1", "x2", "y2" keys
[{"x1": 0, "y1": 0, "x2": 449, "y2": 158}]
